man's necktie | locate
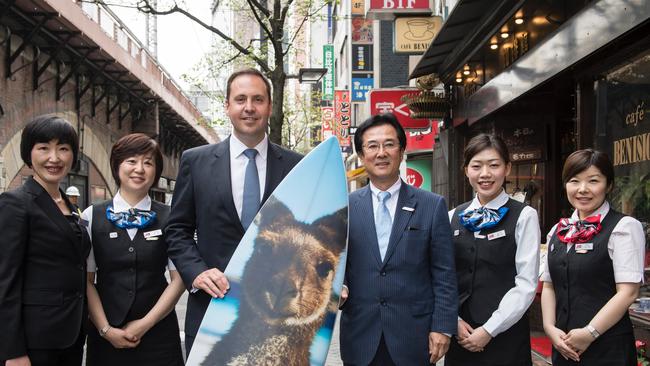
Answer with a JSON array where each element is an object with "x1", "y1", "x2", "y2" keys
[
  {"x1": 241, "y1": 149, "x2": 260, "y2": 230},
  {"x1": 375, "y1": 191, "x2": 392, "y2": 261}
]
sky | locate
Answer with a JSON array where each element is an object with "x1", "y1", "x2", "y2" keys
[{"x1": 108, "y1": 0, "x2": 215, "y2": 89}]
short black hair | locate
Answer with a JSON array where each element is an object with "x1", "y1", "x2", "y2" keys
[
  {"x1": 562, "y1": 149, "x2": 615, "y2": 189},
  {"x1": 110, "y1": 133, "x2": 164, "y2": 188},
  {"x1": 226, "y1": 68, "x2": 272, "y2": 103},
  {"x1": 354, "y1": 113, "x2": 407, "y2": 156},
  {"x1": 463, "y1": 133, "x2": 510, "y2": 168},
  {"x1": 20, "y1": 115, "x2": 79, "y2": 168}
]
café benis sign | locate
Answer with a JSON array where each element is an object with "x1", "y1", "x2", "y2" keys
[{"x1": 611, "y1": 97, "x2": 650, "y2": 167}]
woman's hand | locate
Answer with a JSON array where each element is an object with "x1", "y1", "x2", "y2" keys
[
  {"x1": 564, "y1": 327, "x2": 594, "y2": 356},
  {"x1": 458, "y1": 326, "x2": 491, "y2": 352},
  {"x1": 122, "y1": 318, "x2": 152, "y2": 341},
  {"x1": 457, "y1": 318, "x2": 473, "y2": 341},
  {"x1": 546, "y1": 326, "x2": 580, "y2": 362},
  {"x1": 104, "y1": 327, "x2": 140, "y2": 349},
  {"x1": 6, "y1": 355, "x2": 31, "y2": 366}
]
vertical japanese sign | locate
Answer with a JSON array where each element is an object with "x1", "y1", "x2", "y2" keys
[
  {"x1": 323, "y1": 45, "x2": 335, "y2": 101},
  {"x1": 334, "y1": 90, "x2": 351, "y2": 152},
  {"x1": 321, "y1": 107, "x2": 334, "y2": 141}
]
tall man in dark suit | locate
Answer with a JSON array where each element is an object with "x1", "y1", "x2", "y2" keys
[
  {"x1": 340, "y1": 113, "x2": 457, "y2": 365},
  {"x1": 165, "y1": 68, "x2": 302, "y2": 353}
]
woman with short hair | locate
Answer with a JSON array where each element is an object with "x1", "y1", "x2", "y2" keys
[
  {"x1": 84, "y1": 133, "x2": 184, "y2": 366},
  {"x1": 0, "y1": 115, "x2": 90, "y2": 366},
  {"x1": 541, "y1": 149, "x2": 645, "y2": 365}
]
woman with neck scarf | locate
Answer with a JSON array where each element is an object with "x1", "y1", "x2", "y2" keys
[
  {"x1": 541, "y1": 149, "x2": 644, "y2": 365},
  {"x1": 83, "y1": 133, "x2": 184, "y2": 366},
  {"x1": 0, "y1": 115, "x2": 90, "y2": 366},
  {"x1": 445, "y1": 133, "x2": 541, "y2": 366}
]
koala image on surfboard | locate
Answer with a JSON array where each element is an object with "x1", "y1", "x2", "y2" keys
[{"x1": 186, "y1": 137, "x2": 349, "y2": 366}]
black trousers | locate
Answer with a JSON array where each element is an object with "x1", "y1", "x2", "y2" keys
[
  {"x1": 25, "y1": 331, "x2": 85, "y2": 366},
  {"x1": 344, "y1": 334, "x2": 397, "y2": 366}
]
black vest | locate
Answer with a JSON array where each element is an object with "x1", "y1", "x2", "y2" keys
[
  {"x1": 547, "y1": 209, "x2": 632, "y2": 337},
  {"x1": 451, "y1": 198, "x2": 525, "y2": 325},
  {"x1": 91, "y1": 200, "x2": 170, "y2": 326}
]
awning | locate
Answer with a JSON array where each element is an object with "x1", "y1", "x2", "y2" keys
[{"x1": 409, "y1": 0, "x2": 522, "y2": 81}]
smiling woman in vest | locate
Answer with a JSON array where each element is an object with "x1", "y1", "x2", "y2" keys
[
  {"x1": 541, "y1": 149, "x2": 645, "y2": 365},
  {"x1": 0, "y1": 115, "x2": 90, "y2": 366},
  {"x1": 83, "y1": 133, "x2": 184, "y2": 366},
  {"x1": 445, "y1": 133, "x2": 541, "y2": 366}
]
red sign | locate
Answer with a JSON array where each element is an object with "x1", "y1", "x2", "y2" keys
[
  {"x1": 405, "y1": 123, "x2": 437, "y2": 152},
  {"x1": 321, "y1": 107, "x2": 334, "y2": 141},
  {"x1": 369, "y1": 0, "x2": 431, "y2": 11},
  {"x1": 369, "y1": 89, "x2": 430, "y2": 129},
  {"x1": 334, "y1": 90, "x2": 352, "y2": 150},
  {"x1": 406, "y1": 168, "x2": 423, "y2": 188}
]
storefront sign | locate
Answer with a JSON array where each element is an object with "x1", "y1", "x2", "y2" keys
[
  {"x1": 352, "y1": 17, "x2": 373, "y2": 43},
  {"x1": 367, "y1": 0, "x2": 433, "y2": 13},
  {"x1": 322, "y1": 45, "x2": 335, "y2": 101},
  {"x1": 613, "y1": 132, "x2": 650, "y2": 166},
  {"x1": 405, "y1": 158, "x2": 432, "y2": 191},
  {"x1": 352, "y1": 0, "x2": 365, "y2": 15},
  {"x1": 405, "y1": 124, "x2": 436, "y2": 152},
  {"x1": 369, "y1": 89, "x2": 429, "y2": 129},
  {"x1": 352, "y1": 77, "x2": 374, "y2": 102},
  {"x1": 510, "y1": 149, "x2": 542, "y2": 162},
  {"x1": 321, "y1": 106, "x2": 334, "y2": 141},
  {"x1": 394, "y1": 16, "x2": 441, "y2": 54},
  {"x1": 352, "y1": 44, "x2": 373, "y2": 72},
  {"x1": 335, "y1": 90, "x2": 352, "y2": 152}
]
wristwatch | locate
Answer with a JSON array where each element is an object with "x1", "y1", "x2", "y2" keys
[
  {"x1": 99, "y1": 324, "x2": 111, "y2": 338},
  {"x1": 586, "y1": 324, "x2": 600, "y2": 339}
]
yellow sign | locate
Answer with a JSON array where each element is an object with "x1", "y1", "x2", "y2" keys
[
  {"x1": 352, "y1": 0, "x2": 364, "y2": 15},
  {"x1": 394, "y1": 16, "x2": 442, "y2": 54}
]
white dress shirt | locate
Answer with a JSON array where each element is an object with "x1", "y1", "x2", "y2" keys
[
  {"x1": 230, "y1": 133, "x2": 268, "y2": 220},
  {"x1": 449, "y1": 190, "x2": 541, "y2": 337},
  {"x1": 369, "y1": 178, "x2": 402, "y2": 222},
  {"x1": 83, "y1": 191, "x2": 175, "y2": 272},
  {"x1": 540, "y1": 201, "x2": 645, "y2": 284}
]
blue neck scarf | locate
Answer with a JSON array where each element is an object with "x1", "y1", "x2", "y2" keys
[
  {"x1": 106, "y1": 204, "x2": 156, "y2": 229},
  {"x1": 459, "y1": 206, "x2": 509, "y2": 232}
]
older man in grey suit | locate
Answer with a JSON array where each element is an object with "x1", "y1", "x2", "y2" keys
[{"x1": 340, "y1": 113, "x2": 457, "y2": 365}]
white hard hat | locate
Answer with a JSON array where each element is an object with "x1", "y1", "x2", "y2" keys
[{"x1": 65, "y1": 186, "x2": 80, "y2": 197}]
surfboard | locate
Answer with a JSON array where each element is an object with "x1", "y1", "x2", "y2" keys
[{"x1": 186, "y1": 137, "x2": 349, "y2": 366}]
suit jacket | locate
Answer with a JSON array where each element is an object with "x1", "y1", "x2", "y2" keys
[
  {"x1": 0, "y1": 177, "x2": 91, "y2": 360},
  {"x1": 165, "y1": 137, "x2": 302, "y2": 338},
  {"x1": 340, "y1": 182, "x2": 458, "y2": 365}
]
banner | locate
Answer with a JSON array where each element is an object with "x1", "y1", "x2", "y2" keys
[
  {"x1": 321, "y1": 107, "x2": 334, "y2": 141},
  {"x1": 351, "y1": 77, "x2": 373, "y2": 102},
  {"x1": 334, "y1": 90, "x2": 352, "y2": 152},
  {"x1": 323, "y1": 45, "x2": 335, "y2": 101},
  {"x1": 352, "y1": 17, "x2": 373, "y2": 43},
  {"x1": 352, "y1": 44, "x2": 373, "y2": 72}
]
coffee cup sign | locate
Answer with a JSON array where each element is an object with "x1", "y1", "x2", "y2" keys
[{"x1": 394, "y1": 16, "x2": 442, "y2": 54}]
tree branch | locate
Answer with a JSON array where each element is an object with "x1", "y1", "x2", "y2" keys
[{"x1": 244, "y1": 0, "x2": 274, "y2": 44}]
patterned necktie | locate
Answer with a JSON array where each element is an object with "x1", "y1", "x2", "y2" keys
[
  {"x1": 458, "y1": 206, "x2": 509, "y2": 232},
  {"x1": 556, "y1": 214, "x2": 602, "y2": 244},
  {"x1": 241, "y1": 149, "x2": 260, "y2": 230},
  {"x1": 106, "y1": 205, "x2": 157, "y2": 229},
  {"x1": 375, "y1": 191, "x2": 392, "y2": 261}
]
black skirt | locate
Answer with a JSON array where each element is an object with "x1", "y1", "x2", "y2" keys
[
  {"x1": 551, "y1": 332, "x2": 636, "y2": 366},
  {"x1": 86, "y1": 311, "x2": 183, "y2": 366}
]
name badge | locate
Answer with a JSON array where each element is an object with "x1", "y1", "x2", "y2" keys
[
  {"x1": 144, "y1": 229, "x2": 163, "y2": 239},
  {"x1": 575, "y1": 243, "x2": 593, "y2": 253},
  {"x1": 109, "y1": 232, "x2": 118, "y2": 239},
  {"x1": 487, "y1": 230, "x2": 506, "y2": 241},
  {"x1": 454, "y1": 230, "x2": 460, "y2": 237},
  {"x1": 402, "y1": 206, "x2": 414, "y2": 212}
]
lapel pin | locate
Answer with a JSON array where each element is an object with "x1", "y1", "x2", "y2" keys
[
  {"x1": 109, "y1": 232, "x2": 118, "y2": 239},
  {"x1": 402, "y1": 206, "x2": 414, "y2": 212}
]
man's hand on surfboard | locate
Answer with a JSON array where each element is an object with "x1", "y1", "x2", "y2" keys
[{"x1": 193, "y1": 268, "x2": 230, "y2": 298}]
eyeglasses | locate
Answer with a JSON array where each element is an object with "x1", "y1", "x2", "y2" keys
[{"x1": 362, "y1": 141, "x2": 400, "y2": 154}]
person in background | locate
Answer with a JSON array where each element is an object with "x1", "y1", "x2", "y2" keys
[
  {"x1": 65, "y1": 185, "x2": 80, "y2": 209},
  {"x1": 445, "y1": 133, "x2": 540, "y2": 366},
  {"x1": 541, "y1": 149, "x2": 645, "y2": 365},
  {"x1": 0, "y1": 115, "x2": 90, "y2": 366},
  {"x1": 83, "y1": 133, "x2": 184, "y2": 366}
]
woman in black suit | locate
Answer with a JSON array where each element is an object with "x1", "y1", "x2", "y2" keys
[
  {"x1": 0, "y1": 115, "x2": 90, "y2": 366},
  {"x1": 83, "y1": 133, "x2": 184, "y2": 366}
]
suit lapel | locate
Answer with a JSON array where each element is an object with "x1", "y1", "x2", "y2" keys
[
  {"x1": 27, "y1": 178, "x2": 81, "y2": 254},
  {"x1": 212, "y1": 138, "x2": 244, "y2": 233},
  {"x1": 357, "y1": 186, "x2": 383, "y2": 266},
  {"x1": 262, "y1": 143, "x2": 286, "y2": 204},
  {"x1": 383, "y1": 182, "x2": 416, "y2": 265}
]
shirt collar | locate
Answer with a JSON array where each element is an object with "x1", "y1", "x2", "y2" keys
[
  {"x1": 570, "y1": 200, "x2": 610, "y2": 221},
  {"x1": 369, "y1": 178, "x2": 402, "y2": 201},
  {"x1": 467, "y1": 189, "x2": 509, "y2": 210},
  {"x1": 230, "y1": 133, "x2": 268, "y2": 160},
  {"x1": 113, "y1": 190, "x2": 151, "y2": 212}
]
